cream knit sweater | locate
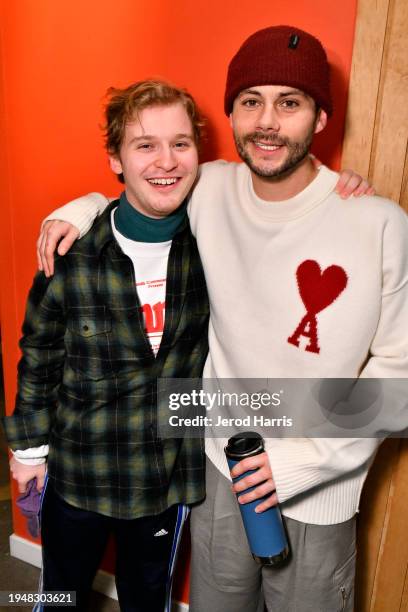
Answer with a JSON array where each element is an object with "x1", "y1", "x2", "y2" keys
[{"x1": 45, "y1": 162, "x2": 408, "y2": 524}]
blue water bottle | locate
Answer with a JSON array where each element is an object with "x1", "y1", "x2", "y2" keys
[{"x1": 225, "y1": 432, "x2": 289, "y2": 565}]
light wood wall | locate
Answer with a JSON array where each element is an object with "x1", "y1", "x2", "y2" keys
[
  {"x1": 342, "y1": 0, "x2": 408, "y2": 209},
  {"x1": 342, "y1": 0, "x2": 408, "y2": 609}
]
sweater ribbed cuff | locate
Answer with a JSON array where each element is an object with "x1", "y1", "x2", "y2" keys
[
  {"x1": 43, "y1": 192, "x2": 112, "y2": 238},
  {"x1": 265, "y1": 439, "x2": 325, "y2": 503}
]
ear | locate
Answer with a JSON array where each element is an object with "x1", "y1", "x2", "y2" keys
[
  {"x1": 229, "y1": 113, "x2": 234, "y2": 129},
  {"x1": 109, "y1": 155, "x2": 123, "y2": 176},
  {"x1": 314, "y1": 109, "x2": 328, "y2": 135}
]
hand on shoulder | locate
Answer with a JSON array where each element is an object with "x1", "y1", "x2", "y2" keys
[{"x1": 37, "y1": 220, "x2": 80, "y2": 277}]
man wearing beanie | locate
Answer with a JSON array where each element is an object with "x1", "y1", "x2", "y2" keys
[{"x1": 33, "y1": 25, "x2": 408, "y2": 612}]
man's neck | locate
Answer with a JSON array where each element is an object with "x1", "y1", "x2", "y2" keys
[{"x1": 251, "y1": 157, "x2": 318, "y2": 202}]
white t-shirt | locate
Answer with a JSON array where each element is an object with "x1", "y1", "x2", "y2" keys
[{"x1": 111, "y1": 211, "x2": 171, "y2": 356}]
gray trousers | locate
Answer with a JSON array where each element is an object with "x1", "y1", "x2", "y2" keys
[{"x1": 189, "y1": 458, "x2": 356, "y2": 612}]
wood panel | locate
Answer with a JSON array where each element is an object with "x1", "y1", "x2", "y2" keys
[
  {"x1": 355, "y1": 440, "x2": 401, "y2": 611},
  {"x1": 400, "y1": 145, "x2": 408, "y2": 213},
  {"x1": 400, "y1": 566, "x2": 408, "y2": 611},
  {"x1": 370, "y1": 0, "x2": 408, "y2": 203},
  {"x1": 342, "y1": 0, "x2": 408, "y2": 609},
  {"x1": 341, "y1": 0, "x2": 389, "y2": 177},
  {"x1": 371, "y1": 440, "x2": 408, "y2": 611}
]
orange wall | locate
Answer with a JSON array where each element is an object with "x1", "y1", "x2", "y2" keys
[{"x1": 0, "y1": 0, "x2": 358, "y2": 604}]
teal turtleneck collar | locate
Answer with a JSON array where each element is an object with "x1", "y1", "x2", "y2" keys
[{"x1": 114, "y1": 191, "x2": 187, "y2": 243}]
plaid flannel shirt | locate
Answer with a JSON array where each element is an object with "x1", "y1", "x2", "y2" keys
[{"x1": 4, "y1": 202, "x2": 209, "y2": 519}]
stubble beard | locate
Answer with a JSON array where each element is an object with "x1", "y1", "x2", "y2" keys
[{"x1": 234, "y1": 127, "x2": 315, "y2": 180}]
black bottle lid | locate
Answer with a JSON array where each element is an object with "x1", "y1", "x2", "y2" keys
[{"x1": 225, "y1": 432, "x2": 264, "y2": 459}]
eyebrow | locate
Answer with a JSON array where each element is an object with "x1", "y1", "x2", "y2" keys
[
  {"x1": 238, "y1": 88, "x2": 308, "y2": 98},
  {"x1": 129, "y1": 133, "x2": 194, "y2": 144},
  {"x1": 279, "y1": 90, "x2": 308, "y2": 98}
]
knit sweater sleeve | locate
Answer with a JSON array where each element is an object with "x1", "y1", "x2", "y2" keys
[
  {"x1": 266, "y1": 201, "x2": 408, "y2": 505},
  {"x1": 43, "y1": 192, "x2": 112, "y2": 238}
]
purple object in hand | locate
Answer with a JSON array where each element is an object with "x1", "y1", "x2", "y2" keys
[{"x1": 16, "y1": 478, "x2": 41, "y2": 538}]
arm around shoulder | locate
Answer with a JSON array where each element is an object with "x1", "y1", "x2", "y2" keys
[
  {"x1": 39, "y1": 192, "x2": 113, "y2": 275},
  {"x1": 43, "y1": 192, "x2": 112, "y2": 237}
]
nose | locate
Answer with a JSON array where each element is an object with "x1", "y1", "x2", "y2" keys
[
  {"x1": 257, "y1": 104, "x2": 280, "y2": 132},
  {"x1": 155, "y1": 146, "x2": 178, "y2": 171}
]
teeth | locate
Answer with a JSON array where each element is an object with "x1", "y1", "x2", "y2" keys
[
  {"x1": 256, "y1": 143, "x2": 281, "y2": 151},
  {"x1": 148, "y1": 178, "x2": 178, "y2": 185}
]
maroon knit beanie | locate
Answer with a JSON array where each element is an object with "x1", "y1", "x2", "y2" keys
[{"x1": 224, "y1": 25, "x2": 332, "y2": 116}]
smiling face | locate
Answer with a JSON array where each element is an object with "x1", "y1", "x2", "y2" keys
[
  {"x1": 109, "y1": 103, "x2": 199, "y2": 218},
  {"x1": 230, "y1": 85, "x2": 327, "y2": 181}
]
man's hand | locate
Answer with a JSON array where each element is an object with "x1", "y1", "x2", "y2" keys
[
  {"x1": 335, "y1": 169, "x2": 375, "y2": 199},
  {"x1": 230, "y1": 451, "x2": 278, "y2": 513},
  {"x1": 310, "y1": 157, "x2": 375, "y2": 199},
  {"x1": 10, "y1": 456, "x2": 46, "y2": 493},
  {"x1": 37, "y1": 220, "x2": 80, "y2": 277}
]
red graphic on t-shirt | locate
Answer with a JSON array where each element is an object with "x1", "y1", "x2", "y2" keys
[
  {"x1": 140, "y1": 302, "x2": 165, "y2": 333},
  {"x1": 287, "y1": 260, "x2": 348, "y2": 354}
]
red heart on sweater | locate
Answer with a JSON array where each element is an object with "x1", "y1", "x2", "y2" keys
[{"x1": 296, "y1": 260, "x2": 347, "y2": 314}]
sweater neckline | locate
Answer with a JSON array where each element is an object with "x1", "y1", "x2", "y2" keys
[
  {"x1": 111, "y1": 210, "x2": 172, "y2": 259},
  {"x1": 246, "y1": 165, "x2": 338, "y2": 222}
]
